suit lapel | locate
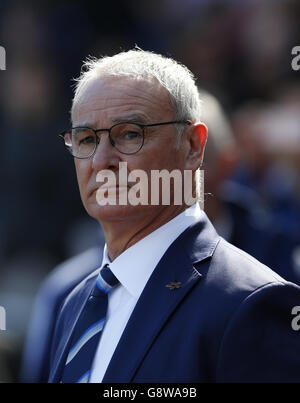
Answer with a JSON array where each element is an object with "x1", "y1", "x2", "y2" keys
[
  {"x1": 103, "y1": 213, "x2": 220, "y2": 382},
  {"x1": 49, "y1": 270, "x2": 99, "y2": 382}
]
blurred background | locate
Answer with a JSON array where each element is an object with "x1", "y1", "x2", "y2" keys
[{"x1": 0, "y1": 0, "x2": 300, "y2": 382}]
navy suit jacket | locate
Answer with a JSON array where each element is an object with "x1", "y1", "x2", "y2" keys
[
  {"x1": 48, "y1": 213, "x2": 300, "y2": 382},
  {"x1": 20, "y1": 247, "x2": 103, "y2": 383}
]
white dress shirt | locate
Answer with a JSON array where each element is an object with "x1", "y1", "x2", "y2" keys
[{"x1": 89, "y1": 203, "x2": 202, "y2": 382}]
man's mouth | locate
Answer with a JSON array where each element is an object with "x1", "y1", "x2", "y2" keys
[{"x1": 90, "y1": 185, "x2": 129, "y2": 196}]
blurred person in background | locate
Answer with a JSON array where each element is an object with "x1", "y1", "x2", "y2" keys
[
  {"x1": 231, "y1": 103, "x2": 300, "y2": 230},
  {"x1": 231, "y1": 102, "x2": 300, "y2": 257},
  {"x1": 202, "y1": 91, "x2": 300, "y2": 284}
]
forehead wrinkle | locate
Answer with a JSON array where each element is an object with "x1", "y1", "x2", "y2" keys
[
  {"x1": 73, "y1": 113, "x2": 148, "y2": 129},
  {"x1": 73, "y1": 107, "x2": 151, "y2": 128},
  {"x1": 111, "y1": 114, "x2": 148, "y2": 124},
  {"x1": 72, "y1": 78, "x2": 175, "y2": 127},
  {"x1": 78, "y1": 79, "x2": 167, "y2": 111}
]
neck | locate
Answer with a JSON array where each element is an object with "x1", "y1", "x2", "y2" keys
[{"x1": 100, "y1": 205, "x2": 187, "y2": 261}]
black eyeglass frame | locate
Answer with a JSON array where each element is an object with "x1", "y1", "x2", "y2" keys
[{"x1": 59, "y1": 120, "x2": 192, "y2": 159}]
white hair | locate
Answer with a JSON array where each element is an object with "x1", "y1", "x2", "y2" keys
[{"x1": 71, "y1": 48, "x2": 202, "y2": 123}]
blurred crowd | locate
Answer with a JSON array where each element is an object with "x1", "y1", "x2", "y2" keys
[{"x1": 0, "y1": 0, "x2": 300, "y2": 382}]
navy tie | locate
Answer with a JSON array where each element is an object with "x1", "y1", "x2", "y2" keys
[{"x1": 61, "y1": 264, "x2": 119, "y2": 383}]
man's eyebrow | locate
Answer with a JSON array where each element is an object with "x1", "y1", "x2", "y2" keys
[{"x1": 72, "y1": 121, "x2": 95, "y2": 128}]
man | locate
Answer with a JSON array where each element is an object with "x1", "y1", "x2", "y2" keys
[{"x1": 48, "y1": 49, "x2": 300, "y2": 383}]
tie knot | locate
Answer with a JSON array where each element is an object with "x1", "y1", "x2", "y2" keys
[{"x1": 91, "y1": 264, "x2": 119, "y2": 297}]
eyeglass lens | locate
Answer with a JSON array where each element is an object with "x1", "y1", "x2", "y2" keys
[{"x1": 65, "y1": 123, "x2": 144, "y2": 157}]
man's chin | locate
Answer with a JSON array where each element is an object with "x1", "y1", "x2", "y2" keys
[{"x1": 87, "y1": 203, "x2": 151, "y2": 223}]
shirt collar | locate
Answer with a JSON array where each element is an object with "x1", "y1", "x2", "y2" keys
[{"x1": 100, "y1": 204, "x2": 202, "y2": 299}]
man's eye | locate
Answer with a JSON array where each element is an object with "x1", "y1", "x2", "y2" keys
[
  {"x1": 124, "y1": 131, "x2": 140, "y2": 140},
  {"x1": 79, "y1": 136, "x2": 95, "y2": 145}
]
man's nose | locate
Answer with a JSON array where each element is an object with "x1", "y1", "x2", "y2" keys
[{"x1": 91, "y1": 133, "x2": 120, "y2": 172}]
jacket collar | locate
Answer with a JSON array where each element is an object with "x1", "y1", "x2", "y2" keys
[{"x1": 49, "y1": 270, "x2": 99, "y2": 382}]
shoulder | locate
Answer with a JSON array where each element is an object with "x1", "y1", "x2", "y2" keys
[
  {"x1": 191, "y1": 235, "x2": 300, "y2": 381},
  {"x1": 207, "y1": 238, "x2": 287, "y2": 293},
  {"x1": 189, "y1": 232, "x2": 298, "y2": 330},
  {"x1": 214, "y1": 270, "x2": 300, "y2": 381},
  {"x1": 176, "y1": 213, "x2": 291, "y2": 305}
]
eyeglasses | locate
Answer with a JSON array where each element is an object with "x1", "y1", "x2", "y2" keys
[{"x1": 59, "y1": 120, "x2": 191, "y2": 159}]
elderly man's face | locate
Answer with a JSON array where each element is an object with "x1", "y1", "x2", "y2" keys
[{"x1": 72, "y1": 76, "x2": 196, "y2": 224}]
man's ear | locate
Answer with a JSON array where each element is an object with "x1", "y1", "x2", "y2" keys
[
  {"x1": 186, "y1": 122, "x2": 208, "y2": 169},
  {"x1": 195, "y1": 122, "x2": 208, "y2": 150}
]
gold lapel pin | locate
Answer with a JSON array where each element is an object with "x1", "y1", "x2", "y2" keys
[{"x1": 166, "y1": 281, "x2": 182, "y2": 290}]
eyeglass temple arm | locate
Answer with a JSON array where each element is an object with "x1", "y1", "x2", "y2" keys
[{"x1": 144, "y1": 120, "x2": 191, "y2": 128}]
